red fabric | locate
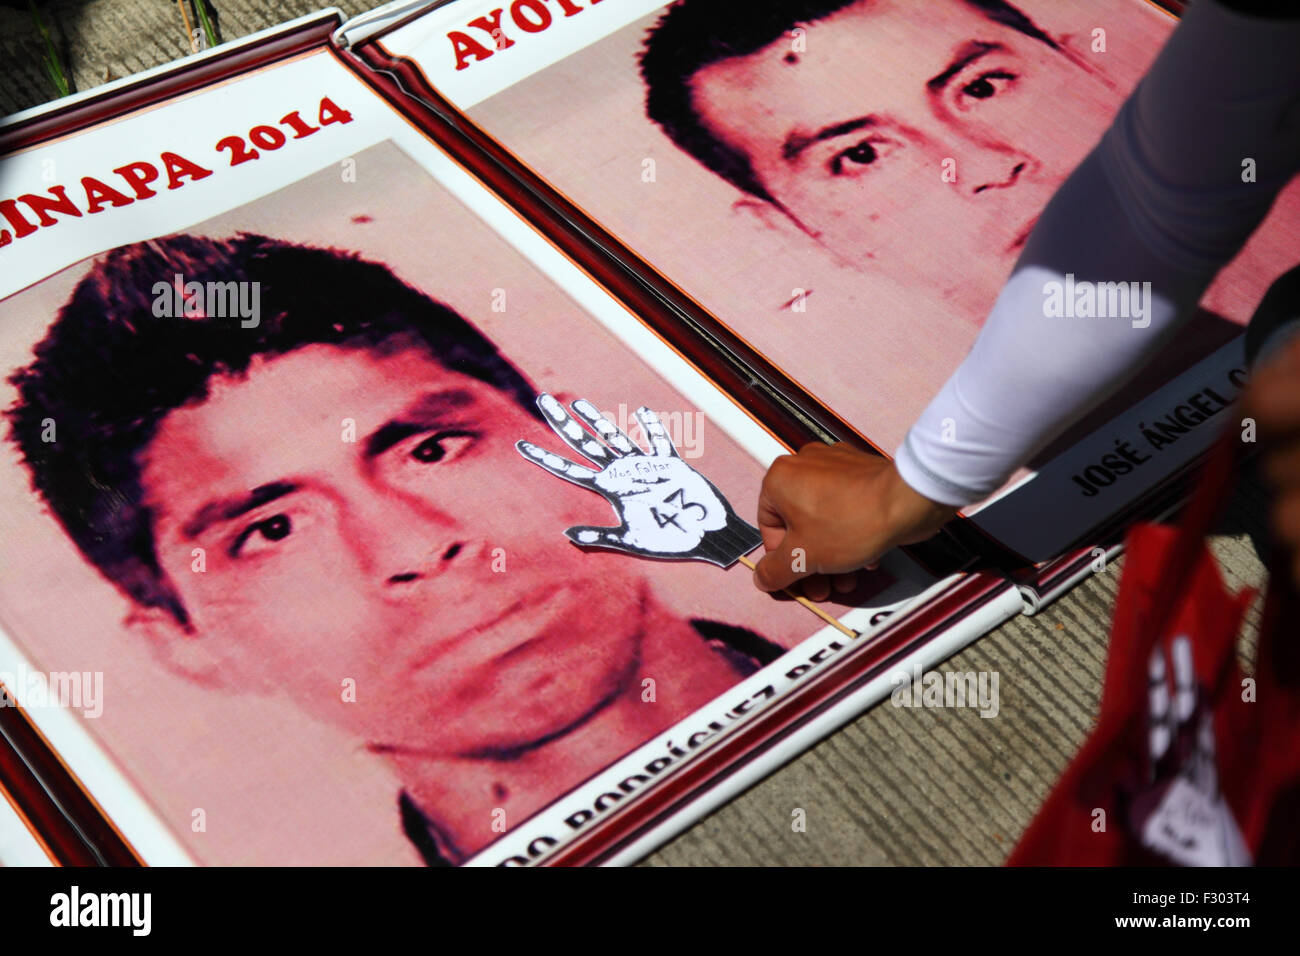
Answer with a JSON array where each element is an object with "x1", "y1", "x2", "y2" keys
[{"x1": 1008, "y1": 436, "x2": 1300, "y2": 866}]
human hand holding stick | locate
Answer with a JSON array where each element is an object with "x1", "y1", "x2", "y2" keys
[{"x1": 752, "y1": 442, "x2": 958, "y2": 601}]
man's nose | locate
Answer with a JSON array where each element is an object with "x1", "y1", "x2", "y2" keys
[
  {"x1": 341, "y1": 492, "x2": 464, "y2": 587},
  {"x1": 971, "y1": 158, "x2": 1028, "y2": 195},
  {"x1": 385, "y1": 540, "x2": 466, "y2": 587}
]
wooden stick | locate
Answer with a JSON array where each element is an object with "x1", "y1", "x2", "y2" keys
[
  {"x1": 737, "y1": 555, "x2": 858, "y2": 638},
  {"x1": 177, "y1": 1, "x2": 197, "y2": 53}
]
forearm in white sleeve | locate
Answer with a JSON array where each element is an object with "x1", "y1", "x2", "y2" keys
[{"x1": 894, "y1": 0, "x2": 1300, "y2": 508}]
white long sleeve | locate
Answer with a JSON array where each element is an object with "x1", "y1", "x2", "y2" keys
[{"x1": 894, "y1": 0, "x2": 1300, "y2": 508}]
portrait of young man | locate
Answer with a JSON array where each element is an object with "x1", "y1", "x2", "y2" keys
[
  {"x1": 0, "y1": 145, "x2": 831, "y2": 865},
  {"x1": 463, "y1": 0, "x2": 1300, "y2": 460}
]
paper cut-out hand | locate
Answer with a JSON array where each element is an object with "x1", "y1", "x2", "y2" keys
[{"x1": 516, "y1": 394, "x2": 761, "y2": 567}]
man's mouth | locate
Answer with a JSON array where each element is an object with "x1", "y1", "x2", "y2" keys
[{"x1": 406, "y1": 585, "x2": 574, "y2": 673}]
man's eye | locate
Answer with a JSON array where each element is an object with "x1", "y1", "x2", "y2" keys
[
  {"x1": 830, "y1": 139, "x2": 881, "y2": 175},
  {"x1": 410, "y1": 430, "x2": 477, "y2": 464},
  {"x1": 231, "y1": 513, "x2": 292, "y2": 557},
  {"x1": 960, "y1": 70, "x2": 1015, "y2": 102}
]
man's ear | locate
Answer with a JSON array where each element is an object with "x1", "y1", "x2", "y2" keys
[
  {"x1": 732, "y1": 196, "x2": 787, "y2": 232},
  {"x1": 126, "y1": 606, "x2": 226, "y2": 690},
  {"x1": 730, "y1": 197, "x2": 817, "y2": 240}
]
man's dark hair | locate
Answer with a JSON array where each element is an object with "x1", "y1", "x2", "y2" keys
[
  {"x1": 6, "y1": 233, "x2": 541, "y2": 629},
  {"x1": 640, "y1": 0, "x2": 1059, "y2": 204}
]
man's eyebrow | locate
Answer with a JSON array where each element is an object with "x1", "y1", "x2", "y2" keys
[
  {"x1": 182, "y1": 481, "x2": 298, "y2": 540},
  {"x1": 364, "y1": 387, "x2": 478, "y2": 458},
  {"x1": 782, "y1": 116, "x2": 879, "y2": 162},
  {"x1": 927, "y1": 40, "x2": 1006, "y2": 93}
]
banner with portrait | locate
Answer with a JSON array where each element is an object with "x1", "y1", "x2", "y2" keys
[{"x1": 0, "y1": 36, "x2": 1017, "y2": 865}]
